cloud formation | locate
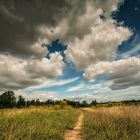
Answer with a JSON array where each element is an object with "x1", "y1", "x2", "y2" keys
[
  {"x1": 0, "y1": 0, "x2": 72, "y2": 58},
  {"x1": 67, "y1": 86, "x2": 140, "y2": 102},
  {"x1": 0, "y1": 0, "x2": 137, "y2": 92},
  {"x1": 66, "y1": 83, "x2": 86, "y2": 92},
  {"x1": 16, "y1": 91, "x2": 58, "y2": 101},
  {"x1": 26, "y1": 77, "x2": 79, "y2": 91},
  {"x1": 65, "y1": 19, "x2": 132, "y2": 69},
  {"x1": 84, "y1": 57, "x2": 140, "y2": 90},
  {"x1": 0, "y1": 53, "x2": 64, "y2": 90}
]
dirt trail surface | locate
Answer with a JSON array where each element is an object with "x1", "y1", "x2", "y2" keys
[
  {"x1": 64, "y1": 113, "x2": 84, "y2": 140},
  {"x1": 82, "y1": 108, "x2": 95, "y2": 112}
]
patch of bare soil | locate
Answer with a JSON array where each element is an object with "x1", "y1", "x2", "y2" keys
[
  {"x1": 82, "y1": 108, "x2": 96, "y2": 112},
  {"x1": 64, "y1": 113, "x2": 84, "y2": 140}
]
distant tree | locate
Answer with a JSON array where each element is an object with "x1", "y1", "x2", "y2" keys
[
  {"x1": 54, "y1": 100, "x2": 61, "y2": 105},
  {"x1": 26, "y1": 100, "x2": 31, "y2": 107},
  {"x1": 90, "y1": 100, "x2": 97, "y2": 106},
  {"x1": 16, "y1": 95, "x2": 26, "y2": 108},
  {"x1": 0, "y1": 91, "x2": 16, "y2": 108},
  {"x1": 67, "y1": 100, "x2": 81, "y2": 108},
  {"x1": 31, "y1": 99, "x2": 36, "y2": 105},
  {"x1": 60, "y1": 101, "x2": 67, "y2": 109},
  {"x1": 74, "y1": 101, "x2": 81, "y2": 108},
  {"x1": 45, "y1": 99, "x2": 54, "y2": 106},
  {"x1": 35, "y1": 99, "x2": 41, "y2": 106},
  {"x1": 106, "y1": 102, "x2": 113, "y2": 107},
  {"x1": 81, "y1": 100, "x2": 88, "y2": 107}
]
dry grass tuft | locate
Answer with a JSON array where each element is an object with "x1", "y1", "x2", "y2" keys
[{"x1": 83, "y1": 105, "x2": 140, "y2": 140}]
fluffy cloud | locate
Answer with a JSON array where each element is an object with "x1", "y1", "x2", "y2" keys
[
  {"x1": 16, "y1": 91, "x2": 59, "y2": 101},
  {"x1": 38, "y1": 0, "x2": 124, "y2": 42},
  {"x1": 0, "y1": 53, "x2": 64, "y2": 90},
  {"x1": 84, "y1": 57, "x2": 140, "y2": 90},
  {"x1": 0, "y1": 0, "x2": 129, "y2": 60},
  {"x1": 65, "y1": 19, "x2": 132, "y2": 69},
  {"x1": 0, "y1": 0, "x2": 124, "y2": 58},
  {"x1": 0, "y1": 0, "x2": 134, "y2": 91}
]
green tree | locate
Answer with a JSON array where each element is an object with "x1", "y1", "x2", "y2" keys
[
  {"x1": 45, "y1": 99, "x2": 54, "y2": 106},
  {"x1": 0, "y1": 91, "x2": 16, "y2": 108},
  {"x1": 60, "y1": 101, "x2": 67, "y2": 109},
  {"x1": 81, "y1": 101, "x2": 88, "y2": 107},
  {"x1": 31, "y1": 99, "x2": 36, "y2": 105},
  {"x1": 26, "y1": 100, "x2": 31, "y2": 107},
  {"x1": 90, "y1": 100, "x2": 97, "y2": 106},
  {"x1": 35, "y1": 99, "x2": 41, "y2": 106},
  {"x1": 16, "y1": 95, "x2": 26, "y2": 108}
]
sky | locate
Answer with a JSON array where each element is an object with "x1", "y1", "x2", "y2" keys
[{"x1": 0, "y1": 0, "x2": 140, "y2": 102}]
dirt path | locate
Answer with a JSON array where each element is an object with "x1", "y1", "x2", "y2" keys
[
  {"x1": 64, "y1": 113, "x2": 84, "y2": 140},
  {"x1": 82, "y1": 108, "x2": 95, "y2": 112}
]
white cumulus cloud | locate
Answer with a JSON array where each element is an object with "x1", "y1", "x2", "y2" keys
[
  {"x1": 84, "y1": 57, "x2": 140, "y2": 89},
  {"x1": 0, "y1": 53, "x2": 64, "y2": 90},
  {"x1": 65, "y1": 19, "x2": 132, "y2": 69}
]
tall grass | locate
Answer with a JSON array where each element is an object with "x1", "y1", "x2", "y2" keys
[
  {"x1": 82, "y1": 106, "x2": 140, "y2": 140},
  {"x1": 0, "y1": 107, "x2": 80, "y2": 140}
]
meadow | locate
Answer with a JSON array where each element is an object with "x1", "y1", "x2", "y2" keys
[
  {"x1": 0, "y1": 107, "x2": 80, "y2": 140},
  {"x1": 0, "y1": 105, "x2": 140, "y2": 140},
  {"x1": 82, "y1": 106, "x2": 140, "y2": 140}
]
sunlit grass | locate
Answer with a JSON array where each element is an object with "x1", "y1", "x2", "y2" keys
[
  {"x1": 0, "y1": 107, "x2": 80, "y2": 140},
  {"x1": 82, "y1": 105, "x2": 140, "y2": 140}
]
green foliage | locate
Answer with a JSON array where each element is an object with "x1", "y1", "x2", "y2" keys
[
  {"x1": 53, "y1": 101, "x2": 73, "y2": 110},
  {"x1": 35, "y1": 99, "x2": 41, "y2": 106},
  {"x1": 53, "y1": 104, "x2": 72, "y2": 110},
  {"x1": 90, "y1": 100, "x2": 97, "y2": 106},
  {"x1": 0, "y1": 91, "x2": 16, "y2": 108},
  {"x1": 81, "y1": 101, "x2": 89, "y2": 107},
  {"x1": 0, "y1": 90, "x2": 139, "y2": 109},
  {"x1": 60, "y1": 101, "x2": 67, "y2": 109},
  {"x1": 95, "y1": 101, "x2": 124, "y2": 107},
  {"x1": 16, "y1": 95, "x2": 26, "y2": 108}
]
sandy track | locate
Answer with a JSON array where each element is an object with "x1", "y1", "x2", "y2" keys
[
  {"x1": 64, "y1": 113, "x2": 84, "y2": 140},
  {"x1": 82, "y1": 108, "x2": 96, "y2": 112}
]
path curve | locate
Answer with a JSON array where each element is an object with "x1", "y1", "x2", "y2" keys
[{"x1": 64, "y1": 113, "x2": 84, "y2": 140}]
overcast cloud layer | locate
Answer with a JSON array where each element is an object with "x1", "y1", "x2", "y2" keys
[{"x1": 0, "y1": 0, "x2": 139, "y2": 94}]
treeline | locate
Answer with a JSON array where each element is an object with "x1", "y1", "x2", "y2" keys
[
  {"x1": 95, "y1": 100, "x2": 140, "y2": 107},
  {"x1": 0, "y1": 90, "x2": 140, "y2": 109},
  {"x1": 0, "y1": 90, "x2": 94, "y2": 109}
]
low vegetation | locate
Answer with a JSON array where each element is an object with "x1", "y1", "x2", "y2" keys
[
  {"x1": 0, "y1": 107, "x2": 80, "y2": 140},
  {"x1": 0, "y1": 90, "x2": 139, "y2": 109},
  {"x1": 82, "y1": 106, "x2": 140, "y2": 140},
  {"x1": 0, "y1": 90, "x2": 140, "y2": 140}
]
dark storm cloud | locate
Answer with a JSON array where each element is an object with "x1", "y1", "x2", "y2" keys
[
  {"x1": 0, "y1": 0, "x2": 120, "y2": 58},
  {"x1": 0, "y1": 0, "x2": 74, "y2": 58},
  {"x1": 110, "y1": 77, "x2": 140, "y2": 90}
]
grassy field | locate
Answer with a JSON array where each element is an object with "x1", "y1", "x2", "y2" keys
[
  {"x1": 0, "y1": 107, "x2": 80, "y2": 140},
  {"x1": 82, "y1": 105, "x2": 140, "y2": 140},
  {"x1": 0, "y1": 105, "x2": 140, "y2": 140}
]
